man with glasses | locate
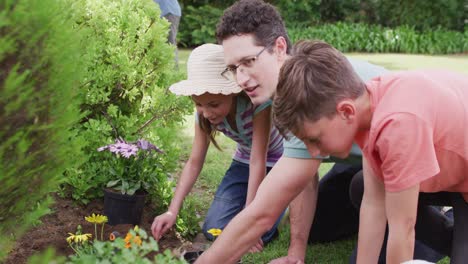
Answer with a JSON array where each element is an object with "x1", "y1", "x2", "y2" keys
[{"x1": 196, "y1": 0, "x2": 450, "y2": 263}]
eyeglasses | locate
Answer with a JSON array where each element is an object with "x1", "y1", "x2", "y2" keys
[{"x1": 221, "y1": 46, "x2": 269, "y2": 82}]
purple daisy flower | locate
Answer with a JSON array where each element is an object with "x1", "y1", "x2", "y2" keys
[
  {"x1": 97, "y1": 145, "x2": 109, "y2": 152},
  {"x1": 120, "y1": 144, "x2": 138, "y2": 158},
  {"x1": 136, "y1": 139, "x2": 164, "y2": 153}
]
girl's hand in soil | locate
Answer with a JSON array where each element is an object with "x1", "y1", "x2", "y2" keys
[
  {"x1": 151, "y1": 211, "x2": 176, "y2": 240},
  {"x1": 248, "y1": 238, "x2": 264, "y2": 253}
]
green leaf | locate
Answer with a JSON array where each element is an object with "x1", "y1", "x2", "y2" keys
[{"x1": 106, "y1": 179, "x2": 120, "y2": 188}]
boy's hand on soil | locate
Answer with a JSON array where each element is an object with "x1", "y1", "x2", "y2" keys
[
  {"x1": 151, "y1": 211, "x2": 176, "y2": 240},
  {"x1": 248, "y1": 239, "x2": 264, "y2": 253}
]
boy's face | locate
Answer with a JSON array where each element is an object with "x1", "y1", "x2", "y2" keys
[
  {"x1": 297, "y1": 114, "x2": 356, "y2": 158},
  {"x1": 222, "y1": 34, "x2": 285, "y2": 105}
]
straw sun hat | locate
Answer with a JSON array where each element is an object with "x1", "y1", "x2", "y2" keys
[{"x1": 169, "y1": 43, "x2": 242, "y2": 96}]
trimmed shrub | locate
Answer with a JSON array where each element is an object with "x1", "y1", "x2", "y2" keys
[{"x1": 0, "y1": 0, "x2": 85, "y2": 259}]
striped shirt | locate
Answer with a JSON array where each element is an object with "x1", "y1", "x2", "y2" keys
[{"x1": 212, "y1": 96, "x2": 283, "y2": 167}]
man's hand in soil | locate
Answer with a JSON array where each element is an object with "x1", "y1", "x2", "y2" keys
[
  {"x1": 268, "y1": 256, "x2": 305, "y2": 264},
  {"x1": 248, "y1": 238, "x2": 264, "y2": 253},
  {"x1": 151, "y1": 211, "x2": 176, "y2": 240}
]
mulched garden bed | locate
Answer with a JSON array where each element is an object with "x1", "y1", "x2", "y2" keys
[{"x1": 5, "y1": 193, "x2": 195, "y2": 263}]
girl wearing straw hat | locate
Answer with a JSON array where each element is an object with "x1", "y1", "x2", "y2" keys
[{"x1": 151, "y1": 44, "x2": 284, "y2": 250}]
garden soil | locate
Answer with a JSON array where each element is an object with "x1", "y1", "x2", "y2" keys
[{"x1": 5, "y1": 193, "x2": 208, "y2": 263}]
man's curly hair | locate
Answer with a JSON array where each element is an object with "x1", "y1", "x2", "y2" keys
[{"x1": 216, "y1": 0, "x2": 291, "y2": 53}]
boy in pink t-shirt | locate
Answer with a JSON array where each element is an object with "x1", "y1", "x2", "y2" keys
[{"x1": 273, "y1": 40, "x2": 468, "y2": 263}]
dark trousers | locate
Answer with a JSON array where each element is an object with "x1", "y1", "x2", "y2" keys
[
  {"x1": 308, "y1": 163, "x2": 447, "y2": 263},
  {"x1": 163, "y1": 13, "x2": 180, "y2": 67},
  {"x1": 308, "y1": 163, "x2": 361, "y2": 243},
  {"x1": 349, "y1": 171, "x2": 468, "y2": 263}
]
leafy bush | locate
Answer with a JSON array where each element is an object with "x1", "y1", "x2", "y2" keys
[
  {"x1": 275, "y1": 0, "x2": 321, "y2": 27},
  {"x1": 59, "y1": 0, "x2": 193, "y2": 204},
  {"x1": 178, "y1": 5, "x2": 224, "y2": 47},
  {"x1": 375, "y1": 0, "x2": 465, "y2": 31},
  {"x1": 289, "y1": 22, "x2": 467, "y2": 54},
  {"x1": 0, "y1": 0, "x2": 86, "y2": 260}
]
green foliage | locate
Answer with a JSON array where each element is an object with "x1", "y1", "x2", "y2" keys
[
  {"x1": 179, "y1": 0, "x2": 232, "y2": 9},
  {"x1": 318, "y1": 0, "x2": 373, "y2": 23},
  {"x1": 0, "y1": 0, "x2": 86, "y2": 259},
  {"x1": 289, "y1": 23, "x2": 467, "y2": 54},
  {"x1": 375, "y1": 0, "x2": 465, "y2": 31},
  {"x1": 67, "y1": 228, "x2": 186, "y2": 263},
  {"x1": 59, "y1": 0, "x2": 193, "y2": 204},
  {"x1": 178, "y1": 5, "x2": 224, "y2": 48},
  {"x1": 27, "y1": 248, "x2": 66, "y2": 264},
  {"x1": 177, "y1": 0, "x2": 465, "y2": 48},
  {"x1": 274, "y1": 0, "x2": 321, "y2": 27},
  {"x1": 175, "y1": 196, "x2": 201, "y2": 238}
]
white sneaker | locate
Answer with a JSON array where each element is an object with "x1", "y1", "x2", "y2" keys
[{"x1": 401, "y1": 260, "x2": 435, "y2": 264}]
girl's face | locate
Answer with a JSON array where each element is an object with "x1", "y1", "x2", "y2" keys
[{"x1": 192, "y1": 93, "x2": 235, "y2": 125}]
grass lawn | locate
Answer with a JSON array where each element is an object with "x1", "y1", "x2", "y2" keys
[{"x1": 176, "y1": 49, "x2": 467, "y2": 263}]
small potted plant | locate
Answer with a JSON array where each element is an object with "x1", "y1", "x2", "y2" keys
[{"x1": 97, "y1": 138, "x2": 164, "y2": 225}]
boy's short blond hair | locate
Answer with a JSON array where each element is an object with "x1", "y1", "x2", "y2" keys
[{"x1": 273, "y1": 40, "x2": 365, "y2": 137}]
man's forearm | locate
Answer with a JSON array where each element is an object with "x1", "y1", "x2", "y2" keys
[
  {"x1": 196, "y1": 207, "x2": 273, "y2": 263},
  {"x1": 246, "y1": 161, "x2": 266, "y2": 206},
  {"x1": 288, "y1": 173, "x2": 319, "y2": 260},
  {"x1": 196, "y1": 157, "x2": 320, "y2": 263}
]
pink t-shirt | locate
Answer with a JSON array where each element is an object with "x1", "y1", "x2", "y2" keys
[{"x1": 355, "y1": 70, "x2": 468, "y2": 202}]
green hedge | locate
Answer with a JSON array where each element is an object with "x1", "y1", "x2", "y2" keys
[
  {"x1": 289, "y1": 23, "x2": 467, "y2": 54},
  {"x1": 289, "y1": 23, "x2": 468, "y2": 54},
  {"x1": 177, "y1": 0, "x2": 466, "y2": 50},
  {"x1": 0, "y1": 0, "x2": 86, "y2": 259},
  {"x1": 375, "y1": 0, "x2": 465, "y2": 31}
]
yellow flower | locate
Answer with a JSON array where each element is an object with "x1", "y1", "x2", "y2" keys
[
  {"x1": 66, "y1": 233, "x2": 75, "y2": 244},
  {"x1": 85, "y1": 213, "x2": 108, "y2": 224},
  {"x1": 124, "y1": 233, "x2": 132, "y2": 243},
  {"x1": 133, "y1": 235, "x2": 142, "y2": 246},
  {"x1": 75, "y1": 233, "x2": 92, "y2": 243},
  {"x1": 134, "y1": 225, "x2": 139, "y2": 232},
  {"x1": 207, "y1": 228, "x2": 222, "y2": 237},
  {"x1": 66, "y1": 233, "x2": 92, "y2": 244}
]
